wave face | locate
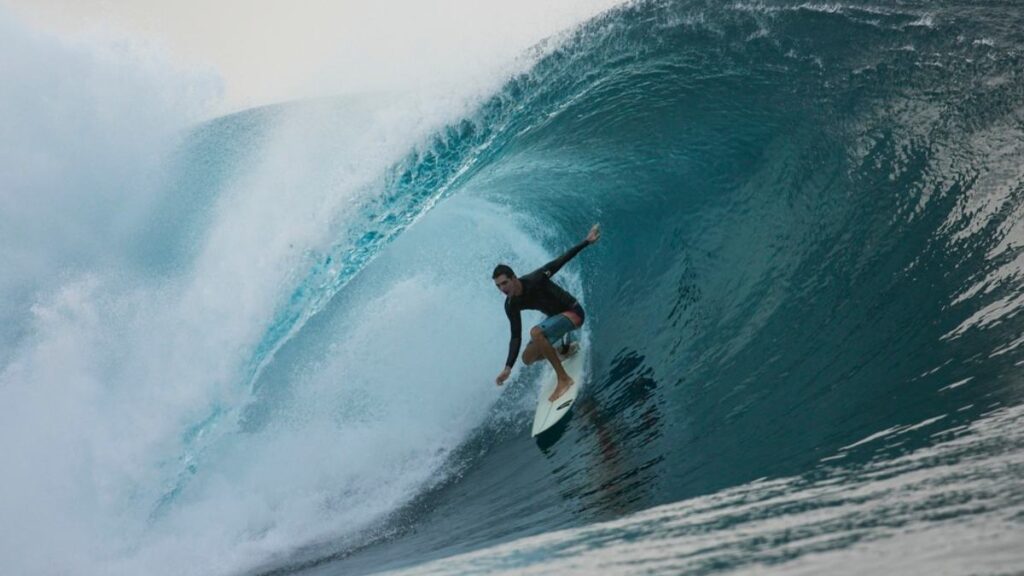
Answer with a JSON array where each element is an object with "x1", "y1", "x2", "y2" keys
[{"x1": 4, "y1": 1, "x2": 1024, "y2": 575}]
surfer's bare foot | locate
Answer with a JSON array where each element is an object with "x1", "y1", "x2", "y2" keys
[{"x1": 549, "y1": 376, "x2": 574, "y2": 402}]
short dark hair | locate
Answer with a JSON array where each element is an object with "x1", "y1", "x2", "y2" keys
[{"x1": 492, "y1": 264, "x2": 515, "y2": 279}]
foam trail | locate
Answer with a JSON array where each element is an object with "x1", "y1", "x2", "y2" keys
[
  {"x1": 0, "y1": 8, "x2": 219, "y2": 575},
  {"x1": 0, "y1": 7, "x2": 217, "y2": 357},
  {"x1": 112, "y1": 198, "x2": 561, "y2": 576}
]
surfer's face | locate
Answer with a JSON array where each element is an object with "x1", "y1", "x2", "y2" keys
[{"x1": 494, "y1": 274, "x2": 517, "y2": 296}]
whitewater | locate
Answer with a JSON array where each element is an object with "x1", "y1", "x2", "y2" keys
[{"x1": 2, "y1": 1, "x2": 1024, "y2": 575}]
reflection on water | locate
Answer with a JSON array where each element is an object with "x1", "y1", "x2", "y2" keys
[
  {"x1": 537, "y1": 348, "x2": 665, "y2": 519},
  {"x1": 384, "y1": 402, "x2": 1024, "y2": 575}
]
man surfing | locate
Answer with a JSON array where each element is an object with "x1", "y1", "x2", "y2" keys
[{"x1": 493, "y1": 224, "x2": 601, "y2": 402}]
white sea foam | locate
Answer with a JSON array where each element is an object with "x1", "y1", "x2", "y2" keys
[{"x1": 0, "y1": 3, "x2": 615, "y2": 575}]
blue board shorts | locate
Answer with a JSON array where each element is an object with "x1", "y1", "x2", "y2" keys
[{"x1": 537, "y1": 304, "x2": 584, "y2": 344}]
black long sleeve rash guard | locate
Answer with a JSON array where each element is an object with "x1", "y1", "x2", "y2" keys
[{"x1": 503, "y1": 240, "x2": 590, "y2": 368}]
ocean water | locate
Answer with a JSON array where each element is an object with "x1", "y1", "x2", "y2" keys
[{"x1": 2, "y1": 1, "x2": 1024, "y2": 575}]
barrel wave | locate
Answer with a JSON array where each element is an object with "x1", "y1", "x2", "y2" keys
[{"x1": 3, "y1": 1, "x2": 1024, "y2": 575}]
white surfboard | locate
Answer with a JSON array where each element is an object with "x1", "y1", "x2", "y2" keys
[{"x1": 531, "y1": 344, "x2": 584, "y2": 437}]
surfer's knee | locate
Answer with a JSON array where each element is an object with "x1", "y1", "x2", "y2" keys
[{"x1": 530, "y1": 326, "x2": 547, "y2": 342}]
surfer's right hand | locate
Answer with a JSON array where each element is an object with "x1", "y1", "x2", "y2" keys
[{"x1": 495, "y1": 367, "x2": 511, "y2": 386}]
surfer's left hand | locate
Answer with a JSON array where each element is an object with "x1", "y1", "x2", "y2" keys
[
  {"x1": 495, "y1": 366, "x2": 511, "y2": 386},
  {"x1": 586, "y1": 223, "x2": 601, "y2": 245}
]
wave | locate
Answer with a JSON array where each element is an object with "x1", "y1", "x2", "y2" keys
[{"x1": 3, "y1": 1, "x2": 1024, "y2": 575}]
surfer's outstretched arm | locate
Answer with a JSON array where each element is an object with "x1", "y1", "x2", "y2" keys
[{"x1": 539, "y1": 224, "x2": 602, "y2": 278}]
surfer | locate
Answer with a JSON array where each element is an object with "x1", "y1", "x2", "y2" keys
[{"x1": 493, "y1": 224, "x2": 601, "y2": 401}]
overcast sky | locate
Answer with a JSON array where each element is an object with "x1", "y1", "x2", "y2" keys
[{"x1": 5, "y1": 0, "x2": 623, "y2": 113}]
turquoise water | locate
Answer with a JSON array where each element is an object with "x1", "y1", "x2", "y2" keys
[
  {"x1": 278, "y1": 1, "x2": 1024, "y2": 573},
  {"x1": 2, "y1": 1, "x2": 1024, "y2": 575}
]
